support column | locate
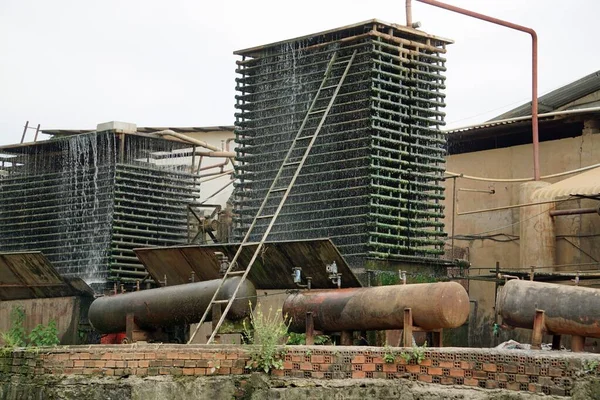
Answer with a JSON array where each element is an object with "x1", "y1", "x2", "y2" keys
[{"x1": 519, "y1": 181, "x2": 555, "y2": 271}]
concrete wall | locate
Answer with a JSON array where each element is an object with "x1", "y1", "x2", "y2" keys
[{"x1": 444, "y1": 121, "x2": 600, "y2": 347}]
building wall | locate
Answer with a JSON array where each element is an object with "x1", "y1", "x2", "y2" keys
[{"x1": 444, "y1": 121, "x2": 600, "y2": 347}]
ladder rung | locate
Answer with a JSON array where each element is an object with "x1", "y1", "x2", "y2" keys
[
  {"x1": 227, "y1": 270, "x2": 246, "y2": 276},
  {"x1": 212, "y1": 300, "x2": 229, "y2": 304},
  {"x1": 256, "y1": 214, "x2": 274, "y2": 219},
  {"x1": 322, "y1": 85, "x2": 338, "y2": 90},
  {"x1": 283, "y1": 161, "x2": 301, "y2": 167},
  {"x1": 271, "y1": 187, "x2": 287, "y2": 193},
  {"x1": 296, "y1": 135, "x2": 314, "y2": 141},
  {"x1": 308, "y1": 108, "x2": 327, "y2": 115}
]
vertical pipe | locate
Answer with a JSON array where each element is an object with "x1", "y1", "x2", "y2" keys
[
  {"x1": 451, "y1": 176, "x2": 457, "y2": 259},
  {"x1": 406, "y1": 0, "x2": 413, "y2": 27},
  {"x1": 20, "y1": 121, "x2": 29, "y2": 144},
  {"x1": 416, "y1": 0, "x2": 540, "y2": 180},
  {"x1": 33, "y1": 124, "x2": 41, "y2": 142}
]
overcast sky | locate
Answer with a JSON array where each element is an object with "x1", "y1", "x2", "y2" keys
[{"x1": 1, "y1": 0, "x2": 599, "y2": 145}]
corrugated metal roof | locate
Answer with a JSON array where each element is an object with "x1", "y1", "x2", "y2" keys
[
  {"x1": 41, "y1": 126, "x2": 234, "y2": 136},
  {"x1": 0, "y1": 252, "x2": 94, "y2": 300},
  {"x1": 134, "y1": 239, "x2": 362, "y2": 289},
  {"x1": 533, "y1": 167, "x2": 600, "y2": 200},
  {"x1": 493, "y1": 69, "x2": 600, "y2": 120}
]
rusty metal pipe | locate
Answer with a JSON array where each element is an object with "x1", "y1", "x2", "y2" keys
[
  {"x1": 406, "y1": 0, "x2": 413, "y2": 27},
  {"x1": 89, "y1": 277, "x2": 256, "y2": 334},
  {"x1": 283, "y1": 282, "x2": 469, "y2": 333},
  {"x1": 417, "y1": 0, "x2": 539, "y2": 180},
  {"x1": 497, "y1": 280, "x2": 600, "y2": 338},
  {"x1": 549, "y1": 207, "x2": 600, "y2": 217}
]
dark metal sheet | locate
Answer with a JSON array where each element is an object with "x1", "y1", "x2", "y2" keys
[
  {"x1": 0, "y1": 252, "x2": 94, "y2": 300},
  {"x1": 134, "y1": 239, "x2": 362, "y2": 289}
]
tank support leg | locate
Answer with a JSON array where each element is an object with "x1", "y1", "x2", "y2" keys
[
  {"x1": 531, "y1": 309, "x2": 546, "y2": 350},
  {"x1": 341, "y1": 331, "x2": 353, "y2": 345},
  {"x1": 551, "y1": 335, "x2": 561, "y2": 350},
  {"x1": 403, "y1": 308, "x2": 413, "y2": 347},
  {"x1": 305, "y1": 312, "x2": 314, "y2": 345},
  {"x1": 571, "y1": 335, "x2": 585, "y2": 352},
  {"x1": 211, "y1": 303, "x2": 221, "y2": 344}
]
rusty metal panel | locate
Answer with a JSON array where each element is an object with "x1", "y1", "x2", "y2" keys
[
  {"x1": 134, "y1": 239, "x2": 362, "y2": 289},
  {"x1": 0, "y1": 252, "x2": 93, "y2": 300}
]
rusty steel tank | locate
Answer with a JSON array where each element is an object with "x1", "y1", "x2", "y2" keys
[
  {"x1": 283, "y1": 282, "x2": 469, "y2": 332},
  {"x1": 497, "y1": 279, "x2": 600, "y2": 338},
  {"x1": 89, "y1": 277, "x2": 256, "y2": 334}
]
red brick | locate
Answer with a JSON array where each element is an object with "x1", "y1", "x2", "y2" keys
[
  {"x1": 79, "y1": 353, "x2": 91, "y2": 360},
  {"x1": 231, "y1": 368, "x2": 244, "y2": 374},
  {"x1": 100, "y1": 353, "x2": 112, "y2": 360},
  {"x1": 496, "y1": 372, "x2": 508, "y2": 381},
  {"x1": 383, "y1": 363, "x2": 397, "y2": 372},
  {"x1": 372, "y1": 357, "x2": 385, "y2": 364},
  {"x1": 159, "y1": 367, "x2": 170, "y2": 375},
  {"x1": 111, "y1": 353, "x2": 123, "y2": 360},
  {"x1": 94, "y1": 360, "x2": 105, "y2": 368},
  {"x1": 503, "y1": 364, "x2": 518, "y2": 374},
  {"x1": 214, "y1": 353, "x2": 226, "y2": 360},
  {"x1": 419, "y1": 359, "x2": 432, "y2": 367},
  {"x1": 283, "y1": 361, "x2": 293, "y2": 370},
  {"x1": 74, "y1": 360, "x2": 84, "y2": 368},
  {"x1": 460, "y1": 361, "x2": 474, "y2": 370},
  {"x1": 136, "y1": 368, "x2": 148, "y2": 376},
  {"x1": 104, "y1": 369, "x2": 115, "y2": 376},
  {"x1": 271, "y1": 369, "x2": 284, "y2": 377},
  {"x1": 507, "y1": 382, "x2": 520, "y2": 391},
  {"x1": 428, "y1": 367, "x2": 442, "y2": 376},
  {"x1": 528, "y1": 383, "x2": 538, "y2": 392},
  {"x1": 167, "y1": 352, "x2": 179, "y2": 359},
  {"x1": 486, "y1": 380, "x2": 498, "y2": 389},
  {"x1": 226, "y1": 353, "x2": 238, "y2": 360},
  {"x1": 194, "y1": 368, "x2": 206, "y2": 375},
  {"x1": 311, "y1": 355, "x2": 324, "y2": 364},
  {"x1": 441, "y1": 377, "x2": 454, "y2": 385},
  {"x1": 217, "y1": 367, "x2": 231, "y2": 375},
  {"x1": 144, "y1": 353, "x2": 157, "y2": 360},
  {"x1": 291, "y1": 355, "x2": 303, "y2": 362},
  {"x1": 311, "y1": 371, "x2": 325, "y2": 379},
  {"x1": 220, "y1": 360, "x2": 233, "y2": 368},
  {"x1": 352, "y1": 355, "x2": 365, "y2": 364},
  {"x1": 464, "y1": 378, "x2": 479, "y2": 387},
  {"x1": 525, "y1": 365, "x2": 538, "y2": 375},
  {"x1": 184, "y1": 361, "x2": 196, "y2": 368},
  {"x1": 473, "y1": 370, "x2": 487, "y2": 379},
  {"x1": 516, "y1": 374, "x2": 528, "y2": 383},
  {"x1": 482, "y1": 363, "x2": 496, "y2": 372},
  {"x1": 352, "y1": 371, "x2": 366, "y2": 379},
  {"x1": 183, "y1": 368, "x2": 195, "y2": 375},
  {"x1": 449, "y1": 369, "x2": 464, "y2": 377},
  {"x1": 418, "y1": 375, "x2": 432, "y2": 383},
  {"x1": 549, "y1": 368, "x2": 562, "y2": 377},
  {"x1": 300, "y1": 362, "x2": 312, "y2": 371},
  {"x1": 363, "y1": 363, "x2": 376, "y2": 372},
  {"x1": 190, "y1": 353, "x2": 203, "y2": 360},
  {"x1": 406, "y1": 365, "x2": 420, "y2": 374},
  {"x1": 173, "y1": 360, "x2": 184, "y2": 367},
  {"x1": 439, "y1": 361, "x2": 454, "y2": 369}
]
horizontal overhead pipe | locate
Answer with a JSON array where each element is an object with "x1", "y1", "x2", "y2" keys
[
  {"x1": 417, "y1": 0, "x2": 539, "y2": 180},
  {"x1": 549, "y1": 207, "x2": 600, "y2": 217}
]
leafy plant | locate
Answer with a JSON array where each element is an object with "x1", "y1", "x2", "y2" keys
[
  {"x1": 28, "y1": 320, "x2": 60, "y2": 347},
  {"x1": 1, "y1": 306, "x2": 26, "y2": 348},
  {"x1": 286, "y1": 332, "x2": 331, "y2": 346},
  {"x1": 243, "y1": 303, "x2": 289, "y2": 373},
  {"x1": 383, "y1": 346, "x2": 397, "y2": 363},
  {"x1": 583, "y1": 360, "x2": 599, "y2": 374},
  {"x1": 412, "y1": 341, "x2": 427, "y2": 364},
  {"x1": 399, "y1": 351, "x2": 412, "y2": 364}
]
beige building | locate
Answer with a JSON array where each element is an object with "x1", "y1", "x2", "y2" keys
[{"x1": 444, "y1": 70, "x2": 600, "y2": 348}]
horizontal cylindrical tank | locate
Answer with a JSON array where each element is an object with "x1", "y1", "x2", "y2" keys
[
  {"x1": 89, "y1": 277, "x2": 256, "y2": 334},
  {"x1": 283, "y1": 282, "x2": 469, "y2": 333},
  {"x1": 497, "y1": 279, "x2": 600, "y2": 338}
]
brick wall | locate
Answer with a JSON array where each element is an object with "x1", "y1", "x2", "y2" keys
[{"x1": 2, "y1": 345, "x2": 600, "y2": 397}]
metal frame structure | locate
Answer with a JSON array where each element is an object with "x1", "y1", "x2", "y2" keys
[
  {"x1": 233, "y1": 20, "x2": 452, "y2": 267},
  {"x1": 0, "y1": 131, "x2": 200, "y2": 288}
]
